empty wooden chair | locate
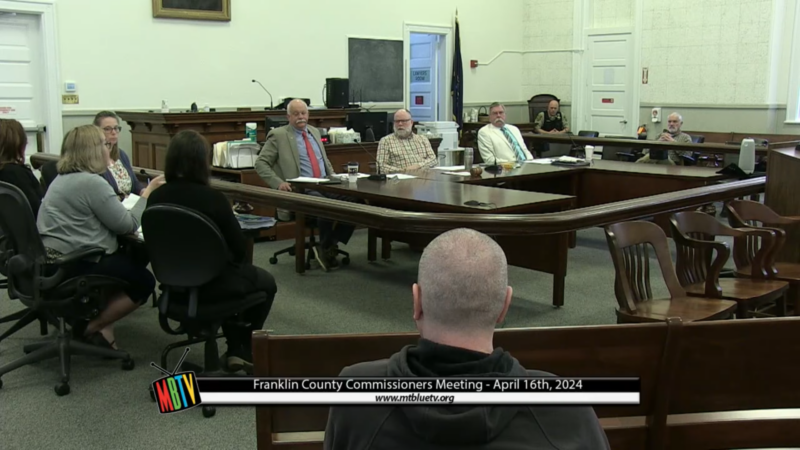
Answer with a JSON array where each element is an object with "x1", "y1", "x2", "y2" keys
[
  {"x1": 726, "y1": 200, "x2": 800, "y2": 314},
  {"x1": 670, "y1": 211, "x2": 789, "y2": 318},
  {"x1": 605, "y1": 221, "x2": 737, "y2": 323}
]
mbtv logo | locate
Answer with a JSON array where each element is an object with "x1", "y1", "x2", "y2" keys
[{"x1": 151, "y1": 348, "x2": 202, "y2": 414}]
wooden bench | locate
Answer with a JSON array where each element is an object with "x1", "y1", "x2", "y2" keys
[
  {"x1": 662, "y1": 317, "x2": 800, "y2": 449},
  {"x1": 253, "y1": 320, "x2": 680, "y2": 450},
  {"x1": 252, "y1": 317, "x2": 800, "y2": 450}
]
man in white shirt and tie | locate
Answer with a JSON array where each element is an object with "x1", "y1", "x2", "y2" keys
[{"x1": 477, "y1": 102, "x2": 533, "y2": 165}]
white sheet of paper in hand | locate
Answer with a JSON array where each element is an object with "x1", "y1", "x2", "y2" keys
[
  {"x1": 122, "y1": 193, "x2": 141, "y2": 210},
  {"x1": 443, "y1": 171, "x2": 471, "y2": 176},
  {"x1": 386, "y1": 174, "x2": 417, "y2": 180}
]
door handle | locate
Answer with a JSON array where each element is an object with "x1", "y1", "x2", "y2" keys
[{"x1": 620, "y1": 120, "x2": 628, "y2": 124}]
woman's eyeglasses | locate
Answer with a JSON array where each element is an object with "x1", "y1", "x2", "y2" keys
[{"x1": 102, "y1": 126, "x2": 122, "y2": 133}]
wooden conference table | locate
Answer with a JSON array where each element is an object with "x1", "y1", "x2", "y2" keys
[
  {"x1": 521, "y1": 133, "x2": 772, "y2": 156},
  {"x1": 292, "y1": 159, "x2": 728, "y2": 307},
  {"x1": 29, "y1": 152, "x2": 739, "y2": 308}
]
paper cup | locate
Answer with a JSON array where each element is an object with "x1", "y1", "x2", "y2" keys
[
  {"x1": 585, "y1": 145, "x2": 595, "y2": 163},
  {"x1": 347, "y1": 162, "x2": 359, "y2": 183}
]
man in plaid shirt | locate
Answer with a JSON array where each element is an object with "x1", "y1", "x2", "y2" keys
[{"x1": 376, "y1": 109, "x2": 438, "y2": 174}]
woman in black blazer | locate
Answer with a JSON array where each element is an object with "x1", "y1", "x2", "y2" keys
[
  {"x1": 145, "y1": 130, "x2": 277, "y2": 373},
  {"x1": 0, "y1": 118, "x2": 43, "y2": 217}
]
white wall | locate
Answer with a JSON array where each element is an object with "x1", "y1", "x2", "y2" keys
[
  {"x1": 592, "y1": 0, "x2": 634, "y2": 28},
  {"x1": 768, "y1": 0, "x2": 792, "y2": 104},
  {"x1": 522, "y1": 0, "x2": 575, "y2": 102},
  {"x1": 641, "y1": 0, "x2": 774, "y2": 105},
  {"x1": 55, "y1": 0, "x2": 523, "y2": 112}
]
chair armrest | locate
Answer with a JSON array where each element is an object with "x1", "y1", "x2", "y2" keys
[
  {"x1": 674, "y1": 235, "x2": 729, "y2": 298},
  {"x1": 742, "y1": 227, "x2": 781, "y2": 278},
  {"x1": 53, "y1": 247, "x2": 106, "y2": 266}
]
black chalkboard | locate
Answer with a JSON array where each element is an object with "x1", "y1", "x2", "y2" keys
[{"x1": 348, "y1": 38, "x2": 403, "y2": 102}]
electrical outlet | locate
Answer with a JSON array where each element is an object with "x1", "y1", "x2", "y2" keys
[{"x1": 62, "y1": 94, "x2": 79, "y2": 105}]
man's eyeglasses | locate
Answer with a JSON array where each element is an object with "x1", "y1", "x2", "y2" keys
[
  {"x1": 102, "y1": 126, "x2": 122, "y2": 133},
  {"x1": 394, "y1": 119, "x2": 412, "y2": 124}
]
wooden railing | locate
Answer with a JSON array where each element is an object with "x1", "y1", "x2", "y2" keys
[{"x1": 30, "y1": 153, "x2": 765, "y2": 236}]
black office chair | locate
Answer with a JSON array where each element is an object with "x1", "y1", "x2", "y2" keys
[
  {"x1": 39, "y1": 160, "x2": 58, "y2": 193},
  {"x1": 568, "y1": 130, "x2": 599, "y2": 157},
  {"x1": 268, "y1": 215, "x2": 350, "y2": 269},
  {"x1": 0, "y1": 182, "x2": 134, "y2": 396},
  {"x1": 600, "y1": 135, "x2": 641, "y2": 161},
  {"x1": 142, "y1": 204, "x2": 271, "y2": 418},
  {"x1": 0, "y1": 237, "x2": 49, "y2": 344}
]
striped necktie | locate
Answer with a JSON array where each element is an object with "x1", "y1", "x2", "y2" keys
[{"x1": 501, "y1": 126, "x2": 527, "y2": 162}]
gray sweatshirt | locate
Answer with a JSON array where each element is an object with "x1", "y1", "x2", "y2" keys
[{"x1": 37, "y1": 171, "x2": 146, "y2": 257}]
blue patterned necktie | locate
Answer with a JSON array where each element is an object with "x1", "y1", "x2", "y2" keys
[{"x1": 501, "y1": 126, "x2": 527, "y2": 162}]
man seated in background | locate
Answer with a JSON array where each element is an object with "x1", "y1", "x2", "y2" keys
[
  {"x1": 255, "y1": 99, "x2": 356, "y2": 272},
  {"x1": 636, "y1": 112, "x2": 692, "y2": 165},
  {"x1": 477, "y1": 102, "x2": 533, "y2": 164},
  {"x1": 376, "y1": 109, "x2": 438, "y2": 173},
  {"x1": 534, "y1": 99, "x2": 570, "y2": 135},
  {"x1": 324, "y1": 228, "x2": 610, "y2": 450}
]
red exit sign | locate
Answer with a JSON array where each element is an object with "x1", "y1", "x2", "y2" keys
[{"x1": 602, "y1": 98, "x2": 614, "y2": 103}]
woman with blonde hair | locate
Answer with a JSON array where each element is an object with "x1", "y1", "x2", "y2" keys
[
  {"x1": 93, "y1": 111, "x2": 143, "y2": 197},
  {"x1": 37, "y1": 125, "x2": 164, "y2": 349}
]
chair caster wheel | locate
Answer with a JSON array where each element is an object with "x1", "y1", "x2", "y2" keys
[
  {"x1": 149, "y1": 386, "x2": 156, "y2": 402},
  {"x1": 342, "y1": 257, "x2": 350, "y2": 265},
  {"x1": 269, "y1": 257, "x2": 278, "y2": 265},
  {"x1": 202, "y1": 406, "x2": 216, "y2": 418},
  {"x1": 288, "y1": 249, "x2": 296, "y2": 256},
  {"x1": 121, "y1": 358, "x2": 135, "y2": 371},
  {"x1": 54, "y1": 382, "x2": 70, "y2": 396}
]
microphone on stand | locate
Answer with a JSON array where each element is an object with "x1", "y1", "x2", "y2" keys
[
  {"x1": 252, "y1": 79, "x2": 273, "y2": 110},
  {"x1": 354, "y1": 140, "x2": 386, "y2": 181}
]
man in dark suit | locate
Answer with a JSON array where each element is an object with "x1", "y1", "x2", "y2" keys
[{"x1": 255, "y1": 99, "x2": 355, "y2": 271}]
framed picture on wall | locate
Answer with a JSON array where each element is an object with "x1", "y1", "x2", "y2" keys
[{"x1": 152, "y1": 0, "x2": 231, "y2": 22}]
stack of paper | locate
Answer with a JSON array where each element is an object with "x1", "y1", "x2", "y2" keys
[
  {"x1": 442, "y1": 171, "x2": 471, "y2": 176},
  {"x1": 332, "y1": 173, "x2": 371, "y2": 180},
  {"x1": 433, "y1": 165, "x2": 468, "y2": 171},
  {"x1": 555, "y1": 156, "x2": 584, "y2": 163},
  {"x1": 236, "y1": 214, "x2": 277, "y2": 230},
  {"x1": 287, "y1": 177, "x2": 332, "y2": 183},
  {"x1": 386, "y1": 174, "x2": 417, "y2": 180}
]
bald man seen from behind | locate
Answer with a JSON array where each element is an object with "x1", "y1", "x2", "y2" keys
[
  {"x1": 323, "y1": 228, "x2": 610, "y2": 450},
  {"x1": 255, "y1": 99, "x2": 358, "y2": 272}
]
